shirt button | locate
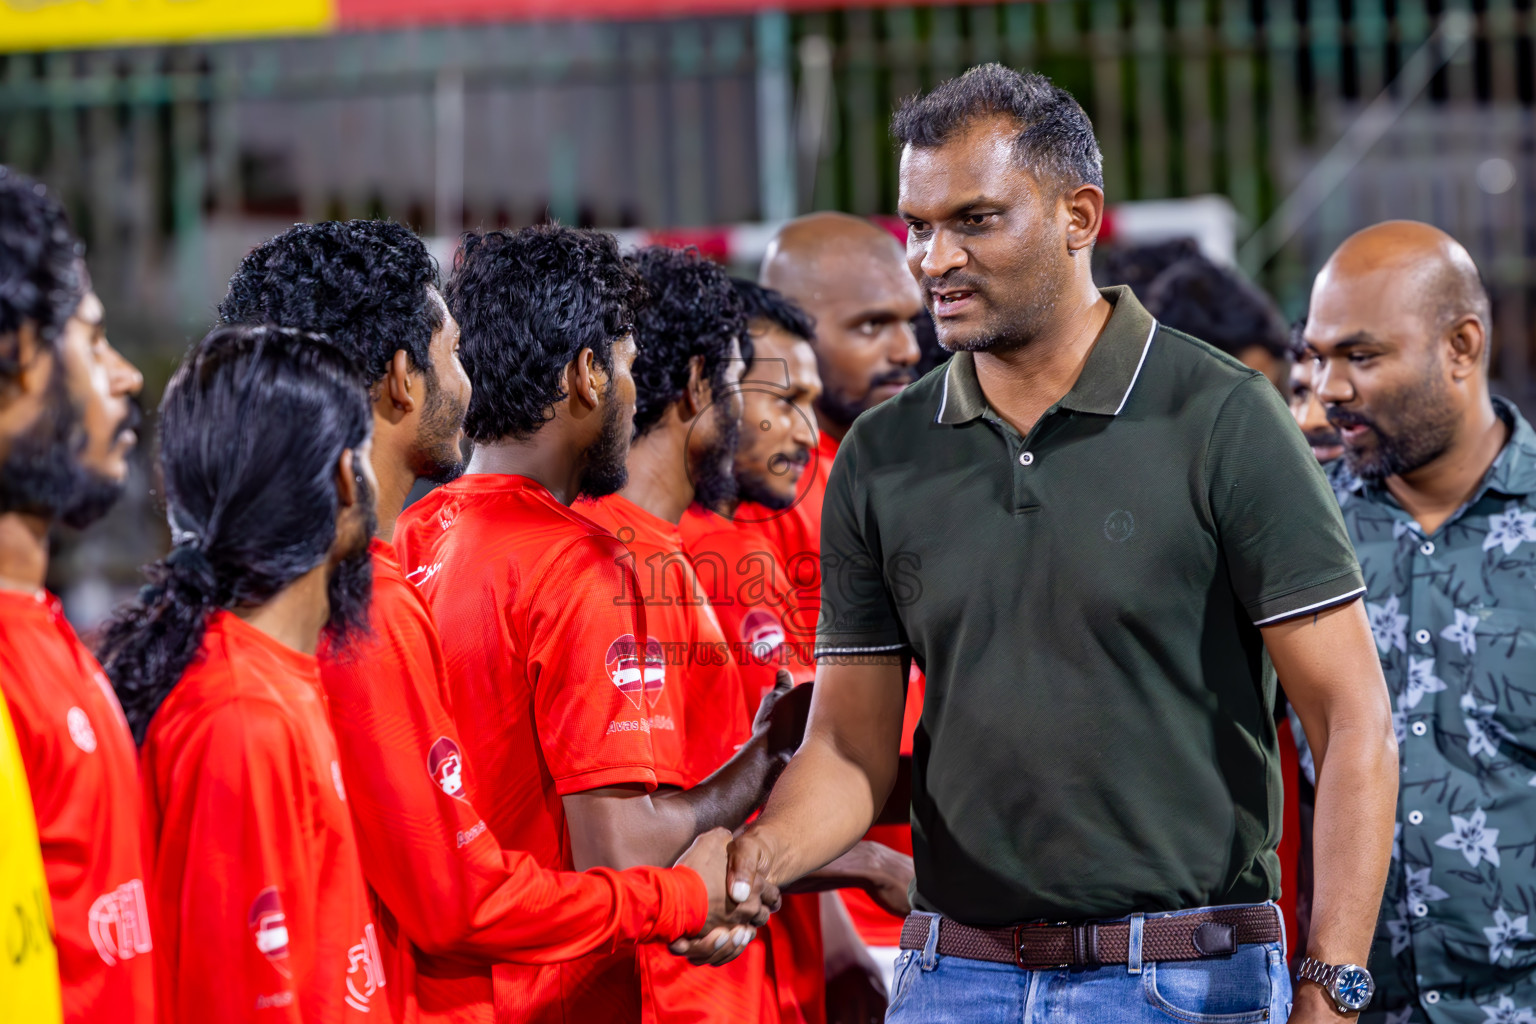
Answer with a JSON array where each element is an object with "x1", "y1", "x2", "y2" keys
[
  {"x1": 1421, "y1": 541, "x2": 1435, "y2": 556},
  {"x1": 1411, "y1": 722, "x2": 1428, "y2": 736},
  {"x1": 1408, "y1": 809, "x2": 1425, "y2": 825},
  {"x1": 1415, "y1": 629, "x2": 1431, "y2": 645},
  {"x1": 1018, "y1": 450, "x2": 1035, "y2": 467},
  {"x1": 1426, "y1": 991, "x2": 1441, "y2": 1004},
  {"x1": 1412, "y1": 902, "x2": 1429, "y2": 917}
]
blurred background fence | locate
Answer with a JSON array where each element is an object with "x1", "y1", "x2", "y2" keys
[{"x1": 4, "y1": 0, "x2": 1536, "y2": 616}]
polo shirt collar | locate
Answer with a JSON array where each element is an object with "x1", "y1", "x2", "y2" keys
[{"x1": 935, "y1": 285, "x2": 1158, "y2": 425}]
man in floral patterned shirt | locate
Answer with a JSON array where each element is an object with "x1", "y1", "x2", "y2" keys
[{"x1": 1306, "y1": 220, "x2": 1536, "y2": 1022}]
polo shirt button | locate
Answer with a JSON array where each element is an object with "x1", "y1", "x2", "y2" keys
[
  {"x1": 1018, "y1": 450, "x2": 1035, "y2": 467},
  {"x1": 1413, "y1": 902, "x2": 1429, "y2": 917},
  {"x1": 1408, "y1": 809, "x2": 1424, "y2": 825},
  {"x1": 1415, "y1": 629, "x2": 1431, "y2": 645},
  {"x1": 1426, "y1": 991, "x2": 1440, "y2": 1004},
  {"x1": 1411, "y1": 722, "x2": 1428, "y2": 736},
  {"x1": 1421, "y1": 541, "x2": 1435, "y2": 556}
]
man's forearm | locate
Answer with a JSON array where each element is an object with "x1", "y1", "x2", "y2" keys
[{"x1": 1306, "y1": 717, "x2": 1398, "y2": 966}]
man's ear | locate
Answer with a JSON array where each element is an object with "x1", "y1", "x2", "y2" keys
[
  {"x1": 1064, "y1": 183, "x2": 1105, "y2": 253},
  {"x1": 336, "y1": 449, "x2": 359, "y2": 509},
  {"x1": 570, "y1": 347, "x2": 604, "y2": 411},
  {"x1": 0, "y1": 323, "x2": 51, "y2": 402},
  {"x1": 682, "y1": 354, "x2": 709, "y2": 420},
  {"x1": 1446, "y1": 315, "x2": 1487, "y2": 380},
  {"x1": 383, "y1": 349, "x2": 418, "y2": 417}
]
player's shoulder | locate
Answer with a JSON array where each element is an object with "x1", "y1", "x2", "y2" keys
[{"x1": 837, "y1": 361, "x2": 950, "y2": 465}]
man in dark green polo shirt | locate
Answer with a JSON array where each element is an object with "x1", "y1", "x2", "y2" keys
[{"x1": 725, "y1": 64, "x2": 1399, "y2": 1023}]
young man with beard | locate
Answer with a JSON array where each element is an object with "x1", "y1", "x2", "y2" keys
[
  {"x1": 1305, "y1": 221, "x2": 1536, "y2": 1022},
  {"x1": 728, "y1": 65, "x2": 1397, "y2": 1024},
  {"x1": 99, "y1": 325, "x2": 381, "y2": 1022},
  {"x1": 0, "y1": 169, "x2": 152, "y2": 1024},
  {"x1": 394, "y1": 227, "x2": 794, "y2": 1024},
  {"x1": 217, "y1": 222, "x2": 749, "y2": 1024},
  {"x1": 757, "y1": 213, "x2": 925, "y2": 638}
]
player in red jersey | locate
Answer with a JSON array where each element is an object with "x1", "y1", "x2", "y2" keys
[
  {"x1": 0, "y1": 169, "x2": 153, "y2": 1024},
  {"x1": 758, "y1": 213, "x2": 925, "y2": 639},
  {"x1": 395, "y1": 228, "x2": 796, "y2": 1024},
  {"x1": 215, "y1": 221, "x2": 760, "y2": 1024},
  {"x1": 678, "y1": 280, "x2": 916, "y2": 1022},
  {"x1": 99, "y1": 326, "x2": 384, "y2": 1023}
]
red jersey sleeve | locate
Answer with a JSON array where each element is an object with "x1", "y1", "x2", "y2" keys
[
  {"x1": 523, "y1": 534, "x2": 659, "y2": 795},
  {"x1": 157, "y1": 699, "x2": 323, "y2": 1023},
  {"x1": 324, "y1": 574, "x2": 708, "y2": 965}
]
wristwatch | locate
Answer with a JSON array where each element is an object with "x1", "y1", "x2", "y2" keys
[{"x1": 1297, "y1": 957, "x2": 1375, "y2": 1015}]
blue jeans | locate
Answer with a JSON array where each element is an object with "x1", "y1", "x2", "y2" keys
[{"x1": 886, "y1": 906, "x2": 1293, "y2": 1024}]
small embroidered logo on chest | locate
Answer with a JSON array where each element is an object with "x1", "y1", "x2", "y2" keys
[
  {"x1": 1104, "y1": 510, "x2": 1136, "y2": 543},
  {"x1": 437, "y1": 499, "x2": 461, "y2": 532},
  {"x1": 331, "y1": 760, "x2": 346, "y2": 802},
  {"x1": 67, "y1": 707, "x2": 97, "y2": 753}
]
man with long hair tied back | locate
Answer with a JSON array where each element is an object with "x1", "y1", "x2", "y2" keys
[{"x1": 98, "y1": 324, "x2": 384, "y2": 1023}]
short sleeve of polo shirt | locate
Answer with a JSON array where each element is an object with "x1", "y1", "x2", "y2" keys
[
  {"x1": 814, "y1": 436, "x2": 908, "y2": 656},
  {"x1": 524, "y1": 532, "x2": 659, "y2": 794},
  {"x1": 1207, "y1": 374, "x2": 1365, "y2": 624}
]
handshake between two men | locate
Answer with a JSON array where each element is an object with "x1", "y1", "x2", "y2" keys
[{"x1": 664, "y1": 667, "x2": 917, "y2": 969}]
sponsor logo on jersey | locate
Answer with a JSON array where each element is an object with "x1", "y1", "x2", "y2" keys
[
  {"x1": 642, "y1": 636, "x2": 666, "y2": 708},
  {"x1": 345, "y1": 923, "x2": 386, "y2": 1012},
  {"x1": 427, "y1": 736, "x2": 467, "y2": 800},
  {"x1": 456, "y1": 820, "x2": 488, "y2": 848},
  {"x1": 67, "y1": 706, "x2": 97, "y2": 753},
  {"x1": 606, "y1": 635, "x2": 667, "y2": 710},
  {"x1": 88, "y1": 879, "x2": 152, "y2": 966},
  {"x1": 248, "y1": 887, "x2": 291, "y2": 977},
  {"x1": 405, "y1": 560, "x2": 443, "y2": 587},
  {"x1": 740, "y1": 610, "x2": 787, "y2": 660}
]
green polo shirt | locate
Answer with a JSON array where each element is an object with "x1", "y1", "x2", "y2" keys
[{"x1": 817, "y1": 285, "x2": 1365, "y2": 927}]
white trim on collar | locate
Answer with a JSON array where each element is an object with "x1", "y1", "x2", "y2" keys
[
  {"x1": 936, "y1": 359, "x2": 952, "y2": 423},
  {"x1": 1113, "y1": 319, "x2": 1159, "y2": 416}
]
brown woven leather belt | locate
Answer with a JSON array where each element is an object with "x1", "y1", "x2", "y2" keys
[{"x1": 899, "y1": 905, "x2": 1281, "y2": 971}]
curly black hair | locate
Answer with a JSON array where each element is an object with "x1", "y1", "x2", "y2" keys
[
  {"x1": 0, "y1": 168, "x2": 85, "y2": 380},
  {"x1": 447, "y1": 226, "x2": 647, "y2": 443},
  {"x1": 731, "y1": 278, "x2": 814, "y2": 366},
  {"x1": 217, "y1": 219, "x2": 443, "y2": 389},
  {"x1": 628, "y1": 246, "x2": 745, "y2": 439}
]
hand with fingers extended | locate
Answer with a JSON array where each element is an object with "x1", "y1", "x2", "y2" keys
[
  {"x1": 752, "y1": 670, "x2": 812, "y2": 764},
  {"x1": 669, "y1": 828, "x2": 778, "y2": 966}
]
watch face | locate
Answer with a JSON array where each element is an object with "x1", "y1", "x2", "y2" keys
[{"x1": 1331, "y1": 966, "x2": 1375, "y2": 1011}]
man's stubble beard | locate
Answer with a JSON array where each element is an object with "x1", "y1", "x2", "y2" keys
[
  {"x1": 690, "y1": 398, "x2": 741, "y2": 514},
  {"x1": 411, "y1": 368, "x2": 469, "y2": 486},
  {"x1": 576, "y1": 378, "x2": 631, "y2": 501},
  {"x1": 1331, "y1": 359, "x2": 1462, "y2": 483}
]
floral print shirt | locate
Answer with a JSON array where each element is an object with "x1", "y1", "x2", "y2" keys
[{"x1": 1332, "y1": 400, "x2": 1536, "y2": 1024}]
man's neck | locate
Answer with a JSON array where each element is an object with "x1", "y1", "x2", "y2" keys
[
  {"x1": 371, "y1": 431, "x2": 417, "y2": 545},
  {"x1": 466, "y1": 435, "x2": 584, "y2": 507},
  {"x1": 619, "y1": 424, "x2": 694, "y2": 525},
  {"x1": 1387, "y1": 396, "x2": 1510, "y2": 535},
  {"x1": 0, "y1": 512, "x2": 51, "y2": 593},
  {"x1": 232, "y1": 562, "x2": 331, "y2": 656},
  {"x1": 972, "y1": 278, "x2": 1111, "y2": 438}
]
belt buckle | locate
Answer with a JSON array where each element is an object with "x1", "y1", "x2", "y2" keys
[{"x1": 1015, "y1": 921, "x2": 1074, "y2": 971}]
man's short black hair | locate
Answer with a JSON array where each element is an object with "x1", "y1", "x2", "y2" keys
[
  {"x1": 628, "y1": 246, "x2": 745, "y2": 439},
  {"x1": 731, "y1": 278, "x2": 814, "y2": 366},
  {"x1": 448, "y1": 226, "x2": 647, "y2": 443},
  {"x1": 1143, "y1": 256, "x2": 1291, "y2": 362},
  {"x1": 1094, "y1": 238, "x2": 1202, "y2": 296},
  {"x1": 0, "y1": 168, "x2": 85, "y2": 380},
  {"x1": 891, "y1": 63, "x2": 1104, "y2": 191},
  {"x1": 218, "y1": 219, "x2": 442, "y2": 389}
]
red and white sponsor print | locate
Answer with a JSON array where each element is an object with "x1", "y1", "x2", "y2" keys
[
  {"x1": 605, "y1": 634, "x2": 667, "y2": 710},
  {"x1": 88, "y1": 878, "x2": 153, "y2": 966},
  {"x1": 427, "y1": 735, "x2": 466, "y2": 800},
  {"x1": 248, "y1": 886, "x2": 291, "y2": 977},
  {"x1": 739, "y1": 609, "x2": 787, "y2": 661}
]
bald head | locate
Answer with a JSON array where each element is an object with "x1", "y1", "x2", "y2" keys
[
  {"x1": 1318, "y1": 220, "x2": 1489, "y2": 347},
  {"x1": 1305, "y1": 220, "x2": 1495, "y2": 482},
  {"x1": 760, "y1": 213, "x2": 924, "y2": 437}
]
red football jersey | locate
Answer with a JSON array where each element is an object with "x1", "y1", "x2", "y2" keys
[
  {"x1": 393, "y1": 475, "x2": 660, "y2": 1023},
  {"x1": 0, "y1": 590, "x2": 154, "y2": 1024},
  {"x1": 579, "y1": 495, "x2": 773, "y2": 1023},
  {"x1": 319, "y1": 540, "x2": 709, "y2": 1024},
  {"x1": 141, "y1": 611, "x2": 384, "y2": 1024},
  {"x1": 753, "y1": 430, "x2": 840, "y2": 640}
]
